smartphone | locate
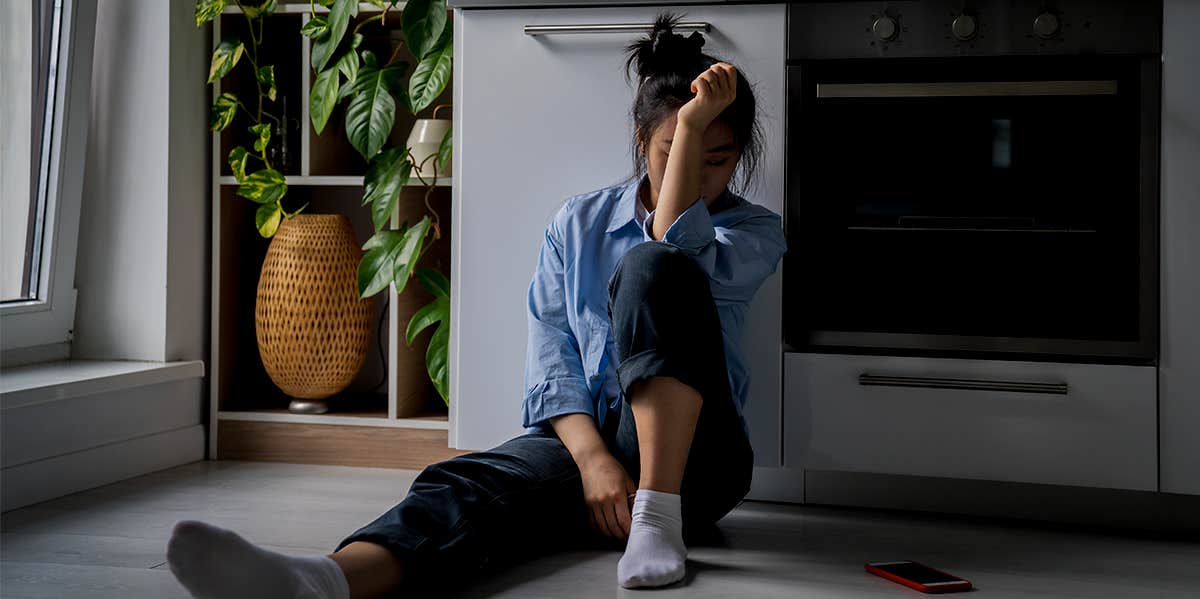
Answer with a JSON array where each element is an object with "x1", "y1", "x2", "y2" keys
[{"x1": 865, "y1": 560, "x2": 973, "y2": 593}]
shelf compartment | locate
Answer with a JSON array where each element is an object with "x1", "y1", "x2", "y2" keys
[
  {"x1": 306, "y1": 7, "x2": 453, "y2": 176},
  {"x1": 218, "y1": 175, "x2": 451, "y2": 186},
  {"x1": 216, "y1": 13, "x2": 305, "y2": 177}
]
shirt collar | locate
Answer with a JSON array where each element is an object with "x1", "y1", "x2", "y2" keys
[
  {"x1": 604, "y1": 174, "x2": 737, "y2": 235},
  {"x1": 604, "y1": 175, "x2": 646, "y2": 234}
]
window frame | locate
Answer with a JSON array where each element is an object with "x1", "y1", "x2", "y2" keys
[{"x1": 2, "y1": 0, "x2": 97, "y2": 358}]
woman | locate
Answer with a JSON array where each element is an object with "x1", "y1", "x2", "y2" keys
[{"x1": 166, "y1": 12, "x2": 787, "y2": 598}]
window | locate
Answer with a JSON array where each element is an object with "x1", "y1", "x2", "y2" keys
[{"x1": 1, "y1": 0, "x2": 96, "y2": 357}]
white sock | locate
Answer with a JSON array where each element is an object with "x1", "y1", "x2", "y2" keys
[
  {"x1": 617, "y1": 488, "x2": 687, "y2": 588},
  {"x1": 166, "y1": 519, "x2": 350, "y2": 599}
]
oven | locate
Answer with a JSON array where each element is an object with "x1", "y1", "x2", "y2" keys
[{"x1": 782, "y1": 0, "x2": 1162, "y2": 364}]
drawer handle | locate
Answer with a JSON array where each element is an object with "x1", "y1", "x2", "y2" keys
[
  {"x1": 523, "y1": 22, "x2": 711, "y2": 36},
  {"x1": 816, "y1": 81, "x2": 1118, "y2": 98},
  {"x1": 858, "y1": 373, "x2": 1069, "y2": 395}
]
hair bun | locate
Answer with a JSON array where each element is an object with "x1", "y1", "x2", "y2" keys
[
  {"x1": 651, "y1": 29, "x2": 704, "y2": 62},
  {"x1": 623, "y1": 12, "x2": 707, "y2": 85}
]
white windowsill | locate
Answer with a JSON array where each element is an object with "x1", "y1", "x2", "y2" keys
[{"x1": 1, "y1": 359, "x2": 206, "y2": 410}]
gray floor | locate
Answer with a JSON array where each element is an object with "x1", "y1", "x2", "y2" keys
[{"x1": 2, "y1": 460, "x2": 1198, "y2": 598}]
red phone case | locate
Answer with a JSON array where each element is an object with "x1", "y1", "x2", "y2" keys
[{"x1": 865, "y1": 561, "x2": 973, "y2": 593}]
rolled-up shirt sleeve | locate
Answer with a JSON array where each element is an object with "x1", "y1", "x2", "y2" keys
[
  {"x1": 643, "y1": 195, "x2": 788, "y2": 305},
  {"x1": 521, "y1": 210, "x2": 594, "y2": 433}
]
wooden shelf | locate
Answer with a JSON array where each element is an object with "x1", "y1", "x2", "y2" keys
[
  {"x1": 209, "y1": 5, "x2": 456, "y2": 464},
  {"x1": 218, "y1": 408, "x2": 449, "y2": 430},
  {"x1": 218, "y1": 175, "x2": 451, "y2": 186}
]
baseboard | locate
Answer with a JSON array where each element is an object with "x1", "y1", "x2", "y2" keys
[
  {"x1": 1, "y1": 425, "x2": 205, "y2": 512},
  {"x1": 744, "y1": 468, "x2": 1200, "y2": 538}
]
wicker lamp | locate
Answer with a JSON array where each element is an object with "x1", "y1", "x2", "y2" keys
[{"x1": 255, "y1": 214, "x2": 373, "y2": 413}]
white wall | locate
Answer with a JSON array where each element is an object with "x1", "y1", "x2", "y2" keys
[{"x1": 74, "y1": 0, "x2": 207, "y2": 363}]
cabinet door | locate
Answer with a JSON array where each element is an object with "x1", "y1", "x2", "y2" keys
[
  {"x1": 451, "y1": 4, "x2": 786, "y2": 456},
  {"x1": 784, "y1": 353, "x2": 1158, "y2": 491},
  {"x1": 1160, "y1": 0, "x2": 1200, "y2": 496}
]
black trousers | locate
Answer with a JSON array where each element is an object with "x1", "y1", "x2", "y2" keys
[{"x1": 333, "y1": 241, "x2": 754, "y2": 596}]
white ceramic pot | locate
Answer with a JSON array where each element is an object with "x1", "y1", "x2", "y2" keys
[{"x1": 407, "y1": 118, "x2": 452, "y2": 179}]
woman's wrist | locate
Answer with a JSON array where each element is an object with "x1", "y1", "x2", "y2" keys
[{"x1": 549, "y1": 413, "x2": 611, "y2": 467}]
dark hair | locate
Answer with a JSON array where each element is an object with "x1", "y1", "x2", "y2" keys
[{"x1": 621, "y1": 11, "x2": 764, "y2": 196}]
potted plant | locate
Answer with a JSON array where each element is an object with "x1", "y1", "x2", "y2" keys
[{"x1": 196, "y1": 0, "x2": 453, "y2": 410}]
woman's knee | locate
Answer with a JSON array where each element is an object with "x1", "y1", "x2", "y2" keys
[{"x1": 608, "y1": 242, "x2": 706, "y2": 305}]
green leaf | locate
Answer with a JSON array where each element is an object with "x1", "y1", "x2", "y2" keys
[
  {"x1": 416, "y1": 267, "x2": 449, "y2": 299},
  {"x1": 344, "y1": 60, "x2": 407, "y2": 159},
  {"x1": 408, "y1": 21, "x2": 452, "y2": 114},
  {"x1": 256, "y1": 65, "x2": 277, "y2": 101},
  {"x1": 406, "y1": 295, "x2": 448, "y2": 345},
  {"x1": 310, "y1": 67, "x2": 340, "y2": 135},
  {"x1": 363, "y1": 147, "x2": 412, "y2": 231},
  {"x1": 392, "y1": 217, "x2": 432, "y2": 295},
  {"x1": 336, "y1": 48, "x2": 359, "y2": 85},
  {"x1": 228, "y1": 146, "x2": 250, "y2": 182},
  {"x1": 207, "y1": 38, "x2": 245, "y2": 83},
  {"x1": 316, "y1": 0, "x2": 335, "y2": 6},
  {"x1": 210, "y1": 93, "x2": 238, "y2": 131},
  {"x1": 250, "y1": 123, "x2": 271, "y2": 153},
  {"x1": 255, "y1": 202, "x2": 283, "y2": 237},
  {"x1": 195, "y1": 0, "x2": 225, "y2": 26},
  {"x1": 436, "y1": 125, "x2": 452, "y2": 173},
  {"x1": 311, "y1": 0, "x2": 357, "y2": 72},
  {"x1": 358, "y1": 230, "x2": 404, "y2": 297},
  {"x1": 401, "y1": 0, "x2": 447, "y2": 61},
  {"x1": 242, "y1": 0, "x2": 277, "y2": 18},
  {"x1": 300, "y1": 16, "x2": 329, "y2": 39},
  {"x1": 426, "y1": 321, "x2": 449, "y2": 404},
  {"x1": 236, "y1": 168, "x2": 287, "y2": 204}
]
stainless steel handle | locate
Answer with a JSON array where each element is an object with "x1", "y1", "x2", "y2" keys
[
  {"x1": 858, "y1": 373, "x2": 1069, "y2": 395},
  {"x1": 816, "y1": 80, "x2": 1118, "y2": 98},
  {"x1": 524, "y1": 22, "x2": 711, "y2": 36}
]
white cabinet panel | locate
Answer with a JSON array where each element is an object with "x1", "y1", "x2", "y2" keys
[
  {"x1": 1160, "y1": 0, "x2": 1200, "y2": 496},
  {"x1": 451, "y1": 4, "x2": 786, "y2": 456},
  {"x1": 784, "y1": 353, "x2": 1157, "y2": 491}
]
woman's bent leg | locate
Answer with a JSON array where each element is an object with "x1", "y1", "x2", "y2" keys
[
  {"x1": 605, "y1": 241, "x2": 755, "y2": 536},
  {"x1": 330, "y1": 429, "x2": 592, "y2": 597}
]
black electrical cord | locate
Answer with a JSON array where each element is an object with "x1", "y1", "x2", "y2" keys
[{"x1": 371, "y1": 293, "x2": 389, "y2": 392}]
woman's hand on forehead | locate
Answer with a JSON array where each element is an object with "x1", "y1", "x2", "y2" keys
[{"x1": 678, "y1": 62, "x2": 738, "y2": 131}]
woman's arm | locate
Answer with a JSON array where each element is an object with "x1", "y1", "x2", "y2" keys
[
  {"x1": 651, "y1": 122, "x2": 704, "y2": 241},
  {"x1": 549, "y1": 413, "x2": 609, "y2": 466},
  {"x1": 651, "y1": 63, "x2": 739, "y2": 240},
  {"x1": 522, "y1": 210, "x2": 595, "y2": 430}
]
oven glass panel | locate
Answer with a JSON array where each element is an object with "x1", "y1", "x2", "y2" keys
[{"x1": 791, "y1": 56, "x2": 1147, "y2": 349}]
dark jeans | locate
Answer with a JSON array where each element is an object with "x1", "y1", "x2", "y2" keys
[{"x1": 332, "y1": 242, "x2": 754, "y2": 596}]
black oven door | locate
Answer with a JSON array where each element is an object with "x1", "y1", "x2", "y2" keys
[{"x1": 784, "y1": 55, "x2": 1159, "y2": 363}]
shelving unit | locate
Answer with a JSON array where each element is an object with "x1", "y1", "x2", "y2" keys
[{"x1": 209, "y1": 3, "x2": 465, "y2": 466}]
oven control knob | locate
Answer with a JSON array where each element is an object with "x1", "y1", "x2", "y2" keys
[
  {"x1": 872, "y1": 16, "x2": 899, "y2": 41},
  {"x1": 1033, "y1": 12, "x2": 1060, "y2": 39},
  {"x1": 951, "y1": 14, "x2": 978, "y2": 41}
]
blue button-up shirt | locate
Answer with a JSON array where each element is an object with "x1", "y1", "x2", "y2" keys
[{"x1": 521, "y1": 174, "x2": 788, "y2": 439}]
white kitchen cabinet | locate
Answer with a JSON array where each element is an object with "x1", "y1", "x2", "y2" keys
[
  {"x1": 784, "y1": 353, "x2": 1158, "y2": 491},
  {"x1": 450, "y1": 4, "x2": 787, "y2": 458},
  {"x1": 1160, "y1": 0, "x2": 1200, "y2": 496}
]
